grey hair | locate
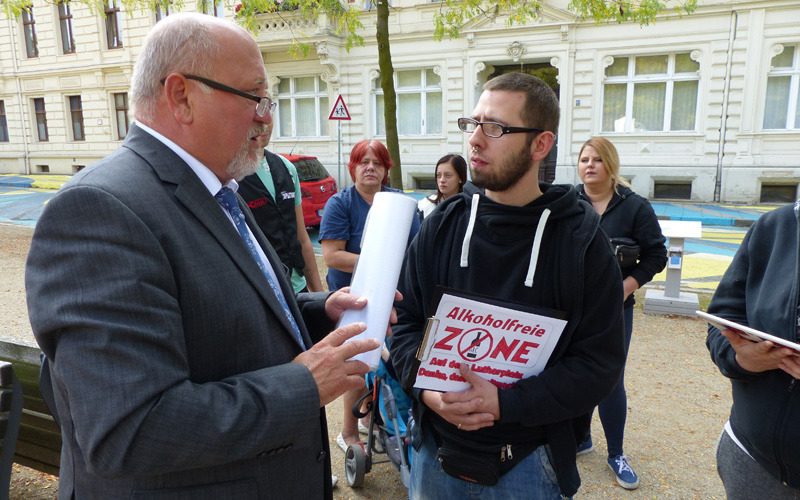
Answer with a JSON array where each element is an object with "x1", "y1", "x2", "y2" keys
[{"x1": 130, "y1": 13, "x2": 229, "y2": 123}]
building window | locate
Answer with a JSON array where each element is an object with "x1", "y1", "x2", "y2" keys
[
  {"x1": 155, "y1": 0, "x2": 170, "y2": 21},
  {"x1": 114, "y1": 92, "x2": 130, "y2": 139},
  {"x1": 58, "y1": 1, "x2": 76, "y2": 54},
  {"x1": 33, "y1": 98, "x2": 48, "y2": 142},
  {"x1": 199, "y1": 0, "x2": 224, "y2": 17},
  {"x1": 413, "y1": 176, "x2": 437, "y2": 190},
  {"x1": 104, "y1": 0, "x2": 123, "y2": 49},
  {"x1": 36, "y1": 165, "x2": 50, "y2": 173},
  {"x1": 763, "y1": 44, "x2": 800, "y2": 130},
  {"x1": 22, "y1": 7, "x2": 38, "y2": 58},
  {"x1": 374, "y1": 69, "x2": 442, "y2": 136},
  {"x1": 69, "y1": 96, "x2": 85, "y2": 141},
  {"x1": 760, "y1": 183, "x2": 798, "y2": 203},
  {"x1": 602, "y1": 53, "x2": 699, "y2": 133},
  {"x1": 654, "y1": 181, "x2": 692, "y2": 200},
  {"x1": 0, "y1": 101, "x2": 8, "y2": 142},
  {"x1": 277, "y1": 76, "x2": 329, "y2": 138},
  {"x1": 72, "y1": 165, "x2": 85, "y2": 173}
]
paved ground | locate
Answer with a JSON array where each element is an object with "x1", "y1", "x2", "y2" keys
[{"x1": 0, "y1": 175, "x2": 70, "y2": 191}]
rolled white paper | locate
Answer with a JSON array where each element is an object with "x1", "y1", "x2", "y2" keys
[{"x1": 338, "y1": 191, "x2": 417, "y2": 370}]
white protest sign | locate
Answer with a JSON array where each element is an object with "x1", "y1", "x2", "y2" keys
[{"x1": 413, "y1": 291, "x2": 567, "y2": 392}]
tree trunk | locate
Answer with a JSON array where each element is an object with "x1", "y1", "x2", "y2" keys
[{"x1": 376, "y1": 0, "x2": 402, "y2": 189}]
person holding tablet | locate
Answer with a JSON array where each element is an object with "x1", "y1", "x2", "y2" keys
[{"x1": 706, "y1": 199, "x2": 800, "y2": 500}]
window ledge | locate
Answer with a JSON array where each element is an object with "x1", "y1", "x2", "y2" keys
[
  {"x1": 599, "y1": 131, "x2": 704, "y2": 138},
  {"x1": 372, "y1": 135, "x2": 446, "y2": 140},
  {"x1": 741, "y1": 129, "x2": 800, "y2": 137}
]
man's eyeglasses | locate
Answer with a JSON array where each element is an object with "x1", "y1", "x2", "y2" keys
[
  {"x1": 457, "y1": 117, "x2": 544, "y2": 138},
  {"x1": 161, "y1": 74, "x2": 276, "y2": 117}
]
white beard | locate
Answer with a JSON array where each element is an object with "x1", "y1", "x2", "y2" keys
[{"x1": 226, "y1": 126, "x2": 268, "y2": 181}]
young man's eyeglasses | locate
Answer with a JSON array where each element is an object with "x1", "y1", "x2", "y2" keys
[
  {"x1": 160, "y1": 74, "x2": 276, "y2": 117},
  {"x1": 457, "y1": 117, "x2": 544, "y2": 138}
]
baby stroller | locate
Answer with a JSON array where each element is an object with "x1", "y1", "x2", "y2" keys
[{"x1": 344, "y1": 359, "x2": 412, "y2": 488}]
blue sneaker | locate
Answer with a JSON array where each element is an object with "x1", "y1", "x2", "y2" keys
[
  {"x1": 607, "y1": 455, "x2": 639, "y2": 490},
  {"x1": 577, "y1": 438, "x2": 593, "y2": 456}
]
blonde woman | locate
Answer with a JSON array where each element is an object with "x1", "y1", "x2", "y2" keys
[{"x1": 575, "y1": 137, "x2": 667, "y2": 490}]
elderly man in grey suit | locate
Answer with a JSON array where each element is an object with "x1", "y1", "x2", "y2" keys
[{"x1": 25, "y1": 13, "x2": 380, "y2": 499}]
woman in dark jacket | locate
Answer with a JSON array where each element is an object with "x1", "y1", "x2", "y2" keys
[
  {"x1": 575, "y1": 137, "x2": 667, "y2": 490},
  {"x1": 706, "y1": 200, "x2": 800, "y2": 499}
]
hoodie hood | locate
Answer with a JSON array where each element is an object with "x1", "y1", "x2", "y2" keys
[
  {"x1": 575, "y1": 183, "x2": 634, "y2": 214},
  {"x1": 575, "y1": 183, "x2": 634, "y2": 198},
  {"x1": 454, "y1": 182, "x2": 595, "y2": 288},
  {"x1": 460, "y1": 182, "x2": 587, "y2": 220}
]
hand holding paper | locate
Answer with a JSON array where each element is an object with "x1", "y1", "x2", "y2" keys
[
  {"x1": 337, "y1": 192, "x2": 417, "y2": 369},
  {"x1": 324, "y1": 287, "x2": 367, "y2": 321}
]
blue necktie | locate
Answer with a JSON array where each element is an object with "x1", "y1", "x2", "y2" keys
[{"x1": 215, "y1": 187, "x2": 305, "y2": 348}]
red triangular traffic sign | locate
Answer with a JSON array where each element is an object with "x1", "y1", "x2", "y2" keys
[{"x1": 328, "y1": 94, "x2": 351, "y2": 120}]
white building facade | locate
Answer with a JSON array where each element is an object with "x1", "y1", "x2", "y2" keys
[{"x1": 1, "y1": 0, "x2": 798, "y2": 203}]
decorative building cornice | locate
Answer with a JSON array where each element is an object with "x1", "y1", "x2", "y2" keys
[
  {"x1": 316, "y1": 41, "x2": 339, "y2": 92},
  {"x1": 473, "y1": 61, "x2": 486, "y2": 87},
  {"x1": 507, "y1": 41, "x2": 526, "y2": 63}
]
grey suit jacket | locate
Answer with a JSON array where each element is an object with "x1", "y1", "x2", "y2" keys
[{"x1": 26, "y1": 124, "x2": 335, "y2": 499}]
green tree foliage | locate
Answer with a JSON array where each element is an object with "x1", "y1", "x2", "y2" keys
[
  {"x1": 233, "y1": 0, "x2": 365, "y2": 55},
  {"x1": 568, "y1": 0, "x2": 697, "y2": 26},
  {"x1": 432, "y1": 0, "x2": 697, "y2": 40},
  {"x1": 2, "y1": 0, "x2": 365, "y2": 55}
]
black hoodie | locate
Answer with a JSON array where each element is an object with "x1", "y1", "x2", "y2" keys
[
  {"x1": 576, "y1": 184, "x2": 668, "y2": 307},
  {"x1": 389, "y1": 182, "x2": 626, "y2": 495},
  {"x1": 707, "y1": 201, "x2": 800, "y2": 487}
]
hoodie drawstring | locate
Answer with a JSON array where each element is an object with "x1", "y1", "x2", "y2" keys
[
  {"x1": 525, "y1": 208, "x2": 551, "y2": 288},
  {"x1": 460, "y1": 194, "x2": 551, "y2": 289},
  {"x1": 460, "y1": 193, "x2": 480, "y2": 268}
]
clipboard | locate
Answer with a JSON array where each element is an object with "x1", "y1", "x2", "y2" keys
[
  {"x1": 409, "y1": 286, "x2": 568, "y2": 393},
  {"x1": 697, "y1": 310, "x2": 800, "y2": 353}
]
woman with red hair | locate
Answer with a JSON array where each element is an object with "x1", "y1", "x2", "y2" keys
[
  {"x1": 320, "y1": 139, "x2": 419, "y2": 291},
  {"x1": 319, "y1": 139, "x2": 420, "y2": 451}
]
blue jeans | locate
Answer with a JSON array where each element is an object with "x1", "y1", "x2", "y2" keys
[{"x1": 409, "y1": 429, "x2": 568, "y2": 499}]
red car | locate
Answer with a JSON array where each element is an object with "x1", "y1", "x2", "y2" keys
[{"x1": 280, "y1": 154, "x2": 338, "y2": 228}]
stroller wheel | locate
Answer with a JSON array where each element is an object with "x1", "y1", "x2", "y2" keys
[{"x1": 345, "y1": 443, "x2": 367, "y2": 488}]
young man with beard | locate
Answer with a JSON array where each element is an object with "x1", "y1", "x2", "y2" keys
[
  {"x1": 25, "y1": 13, "x2": 379, "y2": 499},
  {"x1": 388, "y1": 73, "x2": 626, "y2": 498}
]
